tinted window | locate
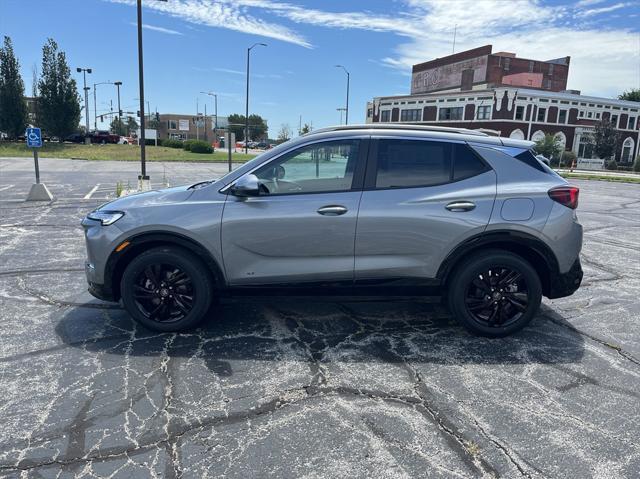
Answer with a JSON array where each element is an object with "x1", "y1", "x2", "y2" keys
[
  {"x1": 453, "y1": 144, "x2": 489, "y2": 180},
  {"x1": 375, "y1": 140, "x2": 452, "y2": 188},
  {"x1": 255, "y1": 140, "x2": 359, "y2": 195}
]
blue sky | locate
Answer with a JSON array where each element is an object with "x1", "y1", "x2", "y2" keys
[{"x1": 1, "y1": 0, "x2": 638, "y2": 136}]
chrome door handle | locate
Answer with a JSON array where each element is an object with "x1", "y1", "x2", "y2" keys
[
  {"x1": 317, "y1": 205, "x2": 348, "y2": 216},
  {"x1": 445, "y1": 201, "x2": 476, "y2": 212}
]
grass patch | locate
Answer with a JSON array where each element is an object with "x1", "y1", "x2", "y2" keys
[
  {"x1": 560, "y1": 172, "x2": 640, "y2": 184},
  {"x1": 0, "y1": 142, "x2": 256, "y2": 163}
]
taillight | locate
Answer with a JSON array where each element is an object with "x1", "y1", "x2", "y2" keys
[{"x1": 548, "y1": 186, "x2": 579, "y2": 209}]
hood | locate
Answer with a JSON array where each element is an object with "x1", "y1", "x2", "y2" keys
[{"x1": 98, "y1": 184, "x2": 195, "y2": 211}]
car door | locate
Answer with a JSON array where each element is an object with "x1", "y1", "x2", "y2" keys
[
  {"x1": 354, "y1": 137, "x2": 496, "y2": 281},
  {"x1": 221, "y1": 137, "x2": 368, "y2": 285}
]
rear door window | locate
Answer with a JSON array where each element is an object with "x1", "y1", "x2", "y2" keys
[{"x1": 372, "y1": 139, "x2": 490, "y2": 189}]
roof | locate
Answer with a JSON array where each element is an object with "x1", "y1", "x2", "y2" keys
[{"x1": 311, "y1": 124, "x2": 489, "y2": 137}]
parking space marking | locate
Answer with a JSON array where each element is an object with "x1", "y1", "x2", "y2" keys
[
  {"x1": 0, "y1": 184, "x2": 15, "y2": 192},
  {"x1": 83, "y1": 184, "x2": 100, "y2": 199}
]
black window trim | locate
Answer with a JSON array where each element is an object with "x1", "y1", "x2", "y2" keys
[{"x1": 363, "y1": 136, "x2": 493, "y2": 191}]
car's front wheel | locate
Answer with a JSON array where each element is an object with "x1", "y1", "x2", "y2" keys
[
  {"x1": 447, "y1": 250, "x2": 542, "y2": 337},
  {"x1": 120, "y1": 246, "x2": 213, "y2": 332}
]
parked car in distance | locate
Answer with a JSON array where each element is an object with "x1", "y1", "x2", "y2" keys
[
  {"x1": 65, "y1": 133, "x2": 86, "y2": 143},
  {"x1": 89, "y1": 130, "x2": 120, "y2": 144},
  {"x1": 255, "y1": 141, "x2": 272, "y2": 150},
  {"x1": 82, "y1": 124, "x2": 583, "y2": 337}
]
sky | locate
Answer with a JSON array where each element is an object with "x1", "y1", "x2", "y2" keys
[{"x1": 1, "y1": 0, "x2": 639, "y2": 136}]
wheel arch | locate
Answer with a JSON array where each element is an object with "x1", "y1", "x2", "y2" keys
[
  {"x1": 437, "y1": 231, "x2": 559, "y2": 297},
  {"x1": 104, "y1": 231, "x2": 226, "y2": 301}
]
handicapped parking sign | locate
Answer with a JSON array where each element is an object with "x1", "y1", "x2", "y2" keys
[{"x1": 26, "y1": 127, "x2": 42, "y2": 148}]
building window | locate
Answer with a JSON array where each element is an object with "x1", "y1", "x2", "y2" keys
[
  {"x1": 558, "y1": 110, "x2": 567, "y2": 124},
  {"x1": 367, "y1": 108, "x2": 373, "y2": 118},
  {"x1": 438, "y1": 107, "x2": 463, "y2": 121},
  {"x1": 628, "y1": 117, "x2": 635, "y2": 130},
  {"x1": 504, "y1": 57, "x2": 510, "y2": 71},
  {"x1": 515, "y1": 105, "x2": 525, "y2": 120},
  {"x1": 537, "y1": 108, "x2": 546, "y2": 122},
  {"x1": 548, "y1": 63, "x2": 554, "y2": 76},
  {"x1": 587, "y1": 111, "x2": 593, "y2": 119},
  {"x1": 528, "y1": 60, "x2": 534, "y2": 73},
  {"x1": 595, "y1": 112, "x2": 600, "y2": 119},
  {"x1": 400, "y1": 109, "x2": 421, "y2": 122},
  {"x1": 621, "y1": 138, "x2": 634, "y2": 163},
  {"x1": 611, "y1": 115, "x2": 618, "y2": 127},
  {"x1": 168, "y1": 120, "x2": 177, "y2": 130},
  {"x1": 579, "y1": 111, "x2": 584, "y2": 118},
  {"x1": 380, "y1": 110, "x2": 391, "y2": 122},
  {"x1": 476, "y1": 105, "x2": 491, "y2": 120}
]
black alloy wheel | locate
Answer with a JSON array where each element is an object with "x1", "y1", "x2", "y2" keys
[
  {"x1": 464, "y1": 267, "x2": 529, "y2": 328},
  {"x1": 447, "y1": 250, "x2": 542, "y2": 337},
  {"x1": 133, "y1": 263, "x2": 195, "y2": 323},
  {"x1": 120, "y1": 246, "x2": 214, "y2": 332}
]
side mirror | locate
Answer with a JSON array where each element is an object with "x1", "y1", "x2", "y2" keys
[{"x1": 231, "y1": 174, "x2": 260, "y2": 197}]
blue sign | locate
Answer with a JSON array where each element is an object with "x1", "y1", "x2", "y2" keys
[{"x1": 26, "y1": 127, "x2": 42, "y2": 148}]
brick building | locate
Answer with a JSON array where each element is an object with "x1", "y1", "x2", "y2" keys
[
  {"x1": 156, "y1": 113, "x2": 229, "y2": 142},
  {"x1": 367, "y1": 46, "x2": 639, "y2": 165}
]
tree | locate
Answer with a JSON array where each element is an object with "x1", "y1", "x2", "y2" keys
[
  {"x1": 277, "y1": 123, "x2": 292, "y2": 143},
  {"x1": 126, "y1": 116, "x2": 138, "y2": 135},
  {"x1": 592, "y1": 119, "x2": 620, "y2": 161},
  {"x1": 38, "y1": 38, "x2": 80, "y2": 140},
  {"x1": 0, "y1": 36, "x2": 29, "y2": 139},
  {"x1": 226, "y1": 113, "x2": 268, "y2": 141},
  {"x1": 300, "y1": 123, "x2": 311, "y2": 135},
  {"x1": 618, "y1": 89, "x2": 640, "y2": 102},
  {"x1": 533, "y1": 133, "x2": 563, "y2": 161},
  {"x1": 110, "y1": 117, "x2": 126, "y2": 136}
]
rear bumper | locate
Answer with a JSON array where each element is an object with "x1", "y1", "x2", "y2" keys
[{"x1": 547, "y1": 258, "x2": 583, "y2": 299}]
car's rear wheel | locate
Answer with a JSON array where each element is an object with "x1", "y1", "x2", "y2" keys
[
  {"x1": 120, "y1": 246, "x2": 213, "y2": 332},
  {"x1": 447, "y1": 250, "x2": 541, "y2": 337}
]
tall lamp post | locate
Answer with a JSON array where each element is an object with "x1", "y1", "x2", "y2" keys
[
  {"x1": 245, "y1": 42, "x2": 267, "y2": 154},
  {"x1": 335, "y1": 65, "x2": 350, "y2": 125},
  {"x1": 201, "y1": 91, "x2": 218, "y2": 144},
  {"x1": 76, "y1": 67, "x2": 92, "y2": 138},
  {"x1": 114, "y1": 81, "x2": 122, "y2": 122}
]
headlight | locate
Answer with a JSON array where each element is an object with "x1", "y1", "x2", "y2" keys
[{"x1": 87, "y1": 210, "x2": 125, "y2": 225}]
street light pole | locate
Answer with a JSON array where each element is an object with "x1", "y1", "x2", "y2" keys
[
  {"x1": 201, "y1": 91, "x2": 218, "y2": 145},
  {"x1": 335, "y1": 65, "x2": 350, "y2": 124},
  {"x1": 245, "y1": 42, "x2": 266, "y2": 154},
  {"x1": 76, "y1": 67, "x2": 92, "y2": 136},
  {"x1": 114, "y1": 81, "x2": 122, "y2": 122}
]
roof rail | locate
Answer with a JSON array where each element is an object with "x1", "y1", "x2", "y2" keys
[{"x1": 309, "y1": 123, "x2": 490, "y2": 137}]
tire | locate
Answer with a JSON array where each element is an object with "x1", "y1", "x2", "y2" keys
[
  {"x1": 447, "y1": 250, "x2": 542, "y2": 337},
  {"x1": 120, "y1": 246, "x2": 214, "y2": 332}
]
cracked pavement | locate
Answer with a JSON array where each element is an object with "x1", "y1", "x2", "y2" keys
[{"x1": 1, "y1": 158, "x2": 639, "y2": 478}]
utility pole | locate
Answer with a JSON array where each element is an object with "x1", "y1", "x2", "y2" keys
[
  {"x1": 76, "y1": 67, "x2": 92, "y2": 140},
  {"x1": 245, "y1": 42, "x2": 267, "y2": 153},
  {"x1": 335, "y1": 65, "x2": 350, "y2": 124}
]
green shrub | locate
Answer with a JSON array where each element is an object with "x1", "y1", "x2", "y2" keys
[
  {"x1": 189, "y1": 140, "x2": 213, "y2": 154},
  {"x1": 634, "y1": 155, "x2": 640, "y2": 173},
  {"x1": 162, "y1": 138, "x2": 183, "y2": 149},
  {"x1": 605, "y1": 159, "x2": 618, "y2": 170}
]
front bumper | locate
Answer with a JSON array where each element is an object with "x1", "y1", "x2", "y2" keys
[
  {"x1": 547, "y1": 258, "x2": 583, "y2": 299},
  {"x1": 86, "y1": 261, "x2": 116, "y2": 302}
]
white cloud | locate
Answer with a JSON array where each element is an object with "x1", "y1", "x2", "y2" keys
[
  {"x1": 129, "y1": 22, "x2": 183, "y2": 35},
  {"x1": 576, "y1": 1, "x2": 632, "y2": 17}
]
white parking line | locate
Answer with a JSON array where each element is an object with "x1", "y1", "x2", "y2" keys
[
  {"x1": 0, "y1": 184, "x2": 15, "y2": 192},
  {"x1": 83, "y1": 184, "x2": 100, "y2": 199}
]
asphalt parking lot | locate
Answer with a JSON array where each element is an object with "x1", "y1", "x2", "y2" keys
[{"x1": 1, "y1": 157, "x2": 639, "y2": 478}]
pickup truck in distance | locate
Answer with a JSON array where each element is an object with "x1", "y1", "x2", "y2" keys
[{"x1": 89, "y1": 130, "x2": 120, "y2": 144}]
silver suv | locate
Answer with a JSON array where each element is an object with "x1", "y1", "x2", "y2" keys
[{"x1": 82, "y1": 125, "x2": 583, "y2": 337}]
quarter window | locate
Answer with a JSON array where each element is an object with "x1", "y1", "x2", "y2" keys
[
  {"x1": 254, "y1": 140, "x2": 359, "y2": 195},
  {"x1": 400, "y1": 109, "x2": 421, "y2": 122},
  {"x1": 438, "y1": 107, "x2": 463, "y2": 121}
]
